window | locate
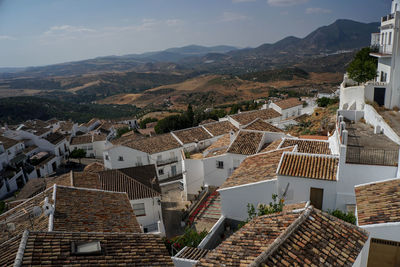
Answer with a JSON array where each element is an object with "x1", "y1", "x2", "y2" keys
[
  {"x1": 88, "y1": 145, "x2": 93, "y2": 150},
  {"x1": 158, "y1": 168, "x2": 164, "y2": 175},
  {"x1": 136, "y1": 156, "x2": 142, "y2": 166},
  {"x1": 132, "y1": 203, "x2": 146, "y2": 216},
  {"x1": 105, "y1": 155, "x2": 109, "y2": 160},
  {"x1": 118, "y1": 156, "x2": 124, "y2": 161},
  {"x1": 71, "y1": 241, "x2": 102, "y2": 255},
  {"x1": 157, "y1": 155, "x2": 162, "y2": 162},
  {"x1": 389, "y1": 32, "x2": 392, "y2": 45},
  {"x1": 216, "y1": 161, "x2": 224, "y2": 169}
]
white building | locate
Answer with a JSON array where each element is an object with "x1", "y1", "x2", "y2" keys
[
  {"x1": 104, "y1": 133, "x2": 184, "y2": 181},
  {"x1": 70, "y1": 133, "x2": 107, "y2": 158},
  {"x1": 270, "y1": 98, "x2": 303, "y2": 119}
]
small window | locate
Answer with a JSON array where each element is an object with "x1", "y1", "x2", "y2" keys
[
  {"x1": 132, "y1": 203, "x2": 146, "y2": 216},
  {"x1": 158, "y1": 168, "x2": 164, "y2": 175},
  {"x1": 105, "y1": 155, "x2": 109, "y2": 160},
  {"x1": 118, "y1": 156, "x2": 124, "y2": 161},
  {"x1": 389, "y1": 32, "x2": 392, "y2": 45},
  {"x1": 71, "y1": 241, "x2": 102, "y2": 255},
  {"x1": 216, "y1": 161, "x2": 224, "y2": 169},
  {"x1": 88, "y1": 145, "x2": 93, "y2": 150},
  {"x1": 137, "y1": 156, "x2": 142, "y2": 166}
]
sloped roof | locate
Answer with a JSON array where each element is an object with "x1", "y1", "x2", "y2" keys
[
  {"x1": 273, "y1": 98, "x2": 303, "y2": 109},
  {"x1": 203, "y1": 134, "x2": 231, "y2": 158},
  {"x1": 0, "y1": 136, "x2": 21, "y2": 149},
  {"x1": 197, "y1": 207, "x2": 368, "y2": 266},
  {"x1": 83, "y1": 162, "x2": 105, "y2": 173},
  {"x1": 6, "y1": 231, "x2": 174, "y2": 266},
  {"x1": 72, "y1": 172, "x2": 101, "y2": 189},
  {"x1": 221, "y1": 148, "x2": 294, "y2": 189},
  {"x1": 70, "y1": 135, "x2": 92, "y2": 145},
  {"x1": 120, "y1": 133, "x2": 181, "y2": 154},
  {"x1": 259, "y1": 139, "x2": 283, "y2": 153},
  {"x1": 99, "y1": 165, "x2": 161, "y2": 200},
  {"x1": 0, "y1": 234, "x2": 21, "y2": 266},
  {"x1": 281, "y1": 138, "x2": 331, "y2": 154},
  {"x1": 202, "y1": 121, "x2": 237, "y2": 136},
  {"x1": 45, "y1": 132, "x2": 65, "y2": 145},
  {"x1": 229, "y1": 109, "x2": 281, "y2": 125},
  {"x1": 278, "y1": 153, "x2": 338, "y2": 181},
  {"x1": 173, "y1": 127, "x2": 213, "y2": 144},
  {"x1": 355, "y1": 178, "x2": 400, "y2": 226},
  {"x1": 52, "y1": 186, "x2": 141, "y2": 233},
  {"x1": 227, "y1": 131, "x2": 263, "y2": 155},
  {"x1": 243, "y1": 118, "x2": 283, "y2": 132},
  {"x1": 176, "y1": 246, "x2": 210, "y2": 261}
]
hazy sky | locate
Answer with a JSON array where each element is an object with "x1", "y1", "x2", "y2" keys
[{"x1": 0, "y1": 0, "x2": 390, "y2": 67}]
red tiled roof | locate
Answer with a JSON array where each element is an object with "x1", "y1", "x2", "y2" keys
[{"x1": 227, "y1": 131, "x2": 263, "y2": 155}]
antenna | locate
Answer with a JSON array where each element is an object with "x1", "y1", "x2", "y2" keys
[{"x1": 282, "y1": 182, "x2": 290, "y2": 198}]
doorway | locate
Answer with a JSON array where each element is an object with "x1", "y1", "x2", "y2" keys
[
  {"x1": 309, "y1": 187, "x2": 324, "y2": 210},
  {"x1": 368, "y1": 238, "x2": 400, "y2": 267},
  {"x1": 374, "y1": 87, "x2": 386, "y2": 106}
]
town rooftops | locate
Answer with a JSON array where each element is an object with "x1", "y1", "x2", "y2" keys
[
  {"x1": 80, "y1": 118, "x2": 99, "y2": 128},
  {"x1": 203, "y1": 134, "x2": 231, "y2": 158},
  {"x1": 355, "y1": 178, "x2": 400, "y2": 226},
  {"x1": 58, "y1": 121, "x2": 74, "y2": 132},
  {"x1": 280, "y1": 138, "x2": 331, "y2": 154},
  {"x1": 175, "y1": 246, "x2": 211, "y2": 261},
  {"x1": 99, "y1": 165, "x2": 161, "y2": 200},
  {"x1": 202, "y1": 121, "x2": 237, "y2": 136},
  {"x1": 229, "y1": 108, "x2": 281, "y2": 125},
  {"x1": 273, "y1": 97, "x2": 303, "y2": 109},
  {"x1": 243, "y1": 118, "x2": 283, "y2": 132},
  {"x1": 173, "y1": 126, "x2": 213, "y2": 144},
  {"x1": 70, "y1": 133, "x2": 107, "y2": 145},
  {"x1": 278, "y1": 152, "x2": 339, "y2": 181},
  {"x1": 227, "y1": 130, "x2": 264, "y2": 155},
  {"x1": 119, "y1": 133, "x2": 182, "y2": 154},
  {"x1": 220, "y1": 147, "x2": 295, "y2": 189},
  {"x1": 1, "y1": 231, "x2": 174, "y2": 266},
  {"x1": 0, "y1": 185, "x2": 142, "y2": 244},
  {"x1": 44, "y1": 132, "x2": 66, "y2": 145},
  {"x1": 83, "y1": 162, "x2": 105, "y2": 173},
  {"x1": 197, "y1": 206, "x2": 368, "y2": 266},
  {"x1": 0, "y1": 136, "x2": 21, "y2": 149}
]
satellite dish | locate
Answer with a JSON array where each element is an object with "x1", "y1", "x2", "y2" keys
[{"x1": 31, "y1": 206, "x2": 42, "y2": 218}]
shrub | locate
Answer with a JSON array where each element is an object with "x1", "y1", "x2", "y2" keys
[{"x1": 328, "y1": 209, "x2": 356, "y2": 225}]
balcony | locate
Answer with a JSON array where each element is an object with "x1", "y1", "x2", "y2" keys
[
  {"x1": 382, "y1": 13, "x2": 395, "y2": 23},
  {"x1": 156, "y1": 157, "x2": 179, "y2": 166},
  {"x1": 370, "y1": 44, "x2": 393, "y2": 58}
]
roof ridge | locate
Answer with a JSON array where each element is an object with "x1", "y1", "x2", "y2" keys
[
  {"x1": 14, "y1": 229, "x2": 29, "y2": 267},
  {"x1": 114, "y1": 169, "x2": 160, "y2": 196},
  {"x1": 249, "y1": 206, "x2": 313, "y2": 266}
]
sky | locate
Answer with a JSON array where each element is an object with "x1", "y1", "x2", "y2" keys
[{"x1": 0, "y1": 0, "x2": 391, "y2": 67}]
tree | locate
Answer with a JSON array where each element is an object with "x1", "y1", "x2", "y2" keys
[
  {"x1": 116, "y1": 127, "x2": 130, "y2": 138},
  {"x1": 69, "y1": 149, "x2": 86, "y2": 164},
  {"x1": 139, "y1": 117, "x2": 158, "y2": 129},
  {"x1": 347, "y1": 47, "x2": 378, "y2": 84},
  {"x1": 328, "y1": 209, "x2": 356, "y2": 225}
]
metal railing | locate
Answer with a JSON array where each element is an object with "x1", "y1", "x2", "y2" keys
[
  {"x1": 346, "y1": 146, "x2": 399, "y2": 166},
  {"x1": 382, "y1": 13, "x2": 395, "y2": 22},
  {"x1": 379, "y1": 44, "x2": 393, "y2": 54}
]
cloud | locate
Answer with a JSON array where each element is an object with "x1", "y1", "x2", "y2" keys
[
  {"x1": 305, "y1": 7, "x2": 331, "y2": 14},
  {"x1": 0, "y1": 35, "x2": 16, "y2": 40},
  {"x1": 232, "y1": 0, "x2": 256, "y2": 3},
  {"x1": 221, "y1": 11, "x2": 249, "y2": 22},
  {"x1": 44, "y1": 25, "x2": 95, "y2": 36},
  {"x1": 267, "y1": 0, "x2": 309, "y2": 7}
]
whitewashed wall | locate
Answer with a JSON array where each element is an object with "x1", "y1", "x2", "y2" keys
[
  {"x1": 182, "y1": 159, "x2": 204, "y2": 200},
  {"x1": 130, "y1": 196, "x2": 163, "y2": 232},
  {"x1": 364, "y1": 104, "x2": 400, "y2": 144},
  {"x1": 103, "y1": 146, "x2": 149, "y2": 170},
  {"x1": 219, "y1": 179, "x2": 277, "y2": 221},
  {"x1": 339, "y1": 82, "x2": 365, "y2": 111}
]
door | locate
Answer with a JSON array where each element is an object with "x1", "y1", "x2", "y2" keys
[
  {"x1": 368, "y1": 238, "x2": 400, "y2": 267},
  {"x1": 171, "y1": 165, "x2": 177, "y2": 176},
  {"x1": 374, "y1": 87, "x2": 386, "y2": 106},
  {"x1": 309, "y1": 188, "x2": 324, "y2": 210}
]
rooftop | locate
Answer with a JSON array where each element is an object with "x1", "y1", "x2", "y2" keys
[
  {"x1": 0, "y1": 136, "x2": 21, "y2": 150},
  {"x1": 227, "y1": 131, "x2": 264, "y2": 155},
  {"x1": 355, "y1": 178, "x2": 400, "y2": 226},
  {"x1": 280, "y1": 138, "x2": 331, "y2": 154},
  {"x1": 203, "y1": 134, "x2": 231, "y2": 158},
  {"x1": 83, "y1": 162, "x2": 105, "y2": 173},
  {"x1": 119, "y1": 133, "x2": 182, "y2": 154},
  {"x1": 273, "y1": 97, "x2": 303, "y2": 109},
  {"x1": 197, "y1": 207, "x2": 368, "y2": 266},
  {"x1": 173, "y1": 126, "x2": 213, "y2": 144},
  {"x1": 175, "y1": 246, "x2": 210, "y2": 261},
  {"x1": 278, "y1": 152, "x2": 338, "y2": 181},
  {"x1": 243, "y1": 118, "x2": 283, "y2": 132},
  {"x1": 229, "y1": 108, "x2": 281, "y2": 125},
  {"x1": 44, "y1": 132, "x2": 66, "y2": 145},
  {"x1": 202, "y1": 121, "x2": 237, "y2": 136},
  {"x1": 221, "y1": 148, "x2": 294, "y2": 189},
  {"x1": 2, "y1": 231, "x2": 174, "y2": 266}
]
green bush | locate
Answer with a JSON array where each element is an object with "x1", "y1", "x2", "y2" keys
[
  {"x1": 139, "y1": 117, "x2": 158, "y2": 129},
  {"x1": 347, "y1": 47, "x2": 378, "y2": 84},
  {"x1": 316, "y1": 97, "x2": 339, "y2": 107},
  {"x1": 328, "y1": 209, "x2": 356, "y2": 225},
  {"x1": 164, "y1": 227, "x2": 208, "y2": 255}
]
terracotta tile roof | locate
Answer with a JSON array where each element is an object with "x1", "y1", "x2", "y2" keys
[
  {"x1": 72, "y1": 172, "x2": 101, "y2": 189},
  {"x1": 15, "y1": 231, "x2": 174, "y2": 266},
  {"x1": 299, "y1": 135, "x2": 329, "y2": 140},
  {"x1": 221, "y1": 148, "x2": 294, "y2": 189},
  {"x1": 202, "y1": 121, "x2": 238, "y2": 136},
  {"x1": 83, "y1": 162, "x2": 105, "y2": 173},
  {"x1": 0, "y1": 234, "x2": 21, "y2": 266},
  {"x1": 0, "y1": 136, "x2": 21, "y2": 149},
  {"x1": 200, "y1": 119, "x2": 217, "y2": 125},
  {"x1": 230, "y1": 108, "x2": 281, "y2": 125},
  {"x1": 119, "y1": 133, "x2": 182, "y2": 154},
  {"x1": 274, "y1": 98, "x2": 303, "y2": 109},
  {"x1": 81, "y1": 118, "x2": 99, "y2": 128},
  {"x1": 203, "y1": 134, "x2": 231, "y2": 158},
  {"x1": 15, "y1": 178, "x2": 48, "y2": 200},
  {"x1": 355, "y1": 178, "x2": 400, "y2": 226},
  {"x1": 92, "y1": 133, "x2": 107, "y2": 142},
  {"x1": 0, "y1": 187, "x2": 54, "y2": 244},
  {"x1": 259, "y1": 139, "x2": 283, "y2": 153},
  {"x1": 46, "y1": 173, "x2": 72, "y2": 189},
  {"x1": 173, "y1": 127, "x2": 213, "y2": 144},
  {"x1": 111, "y1": 131, "x2": 145, "y2": 145},
  {"x1": 99, "y1": 165, "x2": 161, "y2": 200},
  {"x1": 44, "y1": 132, "x2": 66, "y2": 145},
  {"x1": 59, "y1": 121, "x2": 74, "y2": 132},
  {"x1": 243, "y1": 118, "x2": 283, "y2": 132},
  {"x1": 176, "y1": 246, "x2": 210, "y2": 261},
  {"x1": 227, "y1": 131, "x2": 264, "y2": 155},
  {"x1": 70, "y1": 134, "x2": 93, "y2": 145},
  {"x1": 281, "y1": 138, "x2": 331, "y2": 154},
  {"x1": 278, "y1": 153, "x2": 338, "y2": 181},
  {"x1": 197, "y1": 207, "x2": 368, "y2": 267},
  {"x1": 52, "y1": 186, "x2": 141, "y2": 233}
]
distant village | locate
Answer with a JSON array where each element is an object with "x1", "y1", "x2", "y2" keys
[{"x1": 1, "y1": 1, "x2": 400, "y2": 266}]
